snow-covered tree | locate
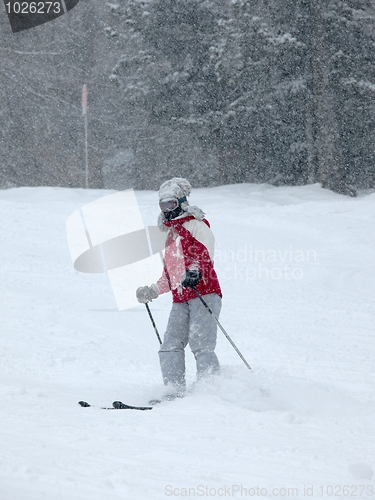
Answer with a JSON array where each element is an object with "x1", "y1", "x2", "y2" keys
[{"x1": 108, "y1": 0, "x2": 375, "y2": 193}]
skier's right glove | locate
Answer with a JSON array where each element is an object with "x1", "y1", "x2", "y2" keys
[{"x1": 136, "y1": 284, "x2": 159, "y2": 303}]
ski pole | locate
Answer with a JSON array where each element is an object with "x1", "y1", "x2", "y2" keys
[
  {"x1": 145, "y1": 302, "x2": 162, "y2": 345},
  {"x1": 192, "y1": 287, "x2": 252, "y2": 371}
]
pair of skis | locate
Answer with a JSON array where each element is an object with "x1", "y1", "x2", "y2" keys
[
  {"x1": 78, "y1": 393, "x2": 182, "y2": 410},
  {"x1": 79, "y1": 400, "x2": 153, "y2": 411}
]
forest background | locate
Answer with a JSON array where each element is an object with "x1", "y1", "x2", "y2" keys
[{"x1": 1, "y1": 0, "x2": 375, "y2": 196}]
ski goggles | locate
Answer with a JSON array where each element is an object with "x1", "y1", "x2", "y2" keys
[{"x1": 159, "y1": 196, "x2": 186, "y2": 212}]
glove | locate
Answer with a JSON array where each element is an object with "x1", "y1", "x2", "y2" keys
[
  {"x1": 136, "y1": 284, "x2": 159, "y2": 303},
  {"x1": 181, "y1": 269, "x2": 202, "y2": 288}
]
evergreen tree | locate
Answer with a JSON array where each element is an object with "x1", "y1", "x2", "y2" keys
[
  {"x1": 109, "y1": 0, "x2": 375, "y2": 193},
  {"x1": 297, "y1": 0, "x2": 375, "y2": 194}
]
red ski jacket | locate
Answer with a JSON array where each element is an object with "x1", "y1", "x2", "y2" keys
[{"x1": 156, "y1": 215, "x2": 222, "y2": 303}]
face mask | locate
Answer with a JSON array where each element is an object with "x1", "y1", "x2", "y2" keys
[{"x1": 164, "y1": 205, "x2": 183, "y2": 221}]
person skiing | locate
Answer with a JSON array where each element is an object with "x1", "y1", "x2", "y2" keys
[{"x1": 136, "y1": 177, "x2": 222, "y2": 397}]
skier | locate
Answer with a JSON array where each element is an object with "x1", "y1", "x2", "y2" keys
[{"x1": 136, "y1": 177, "x2": 222, "y2": 398}]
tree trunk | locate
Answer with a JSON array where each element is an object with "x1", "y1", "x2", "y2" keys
[{"x1": 309, "y1": 1, "x2": 355, "y2": 195}]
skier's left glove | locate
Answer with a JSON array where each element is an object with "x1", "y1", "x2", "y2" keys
[
  {"x1": 136, "y1": 283, "x2": 159, "y2": 303},
  {"x1": 181, "y1": 269, "x2": 202, "y2": 288}
]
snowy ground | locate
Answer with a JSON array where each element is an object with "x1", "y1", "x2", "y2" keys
[{"x1": 1, "y1": 183, "x2": 374, "y2": 499}]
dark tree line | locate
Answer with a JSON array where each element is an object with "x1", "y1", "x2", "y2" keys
[
  {"x1": 108, "y1": 0, "x2": 375, "y2": 194},
  {"x1": 1, "y1": 0, "x2": 375, "y2": 194}
]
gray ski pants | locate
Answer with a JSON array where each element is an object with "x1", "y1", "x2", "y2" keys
[{"x1": 159, "y1": 293, "x2": 222, "y2": 389}]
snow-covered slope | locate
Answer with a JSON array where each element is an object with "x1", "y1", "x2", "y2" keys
[{"x1": 0, "y1": 184, "x2": 374, "y2": 499}]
